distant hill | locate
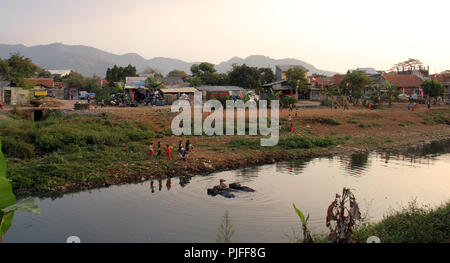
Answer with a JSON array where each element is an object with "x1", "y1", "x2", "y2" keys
[{"x1": 0, "y1": 43, "x2": 336, "y2": 77}]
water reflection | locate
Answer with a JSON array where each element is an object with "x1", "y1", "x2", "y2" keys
[
  {"x1": 166, "y1": 177, "x2": 172, "y2": 191},
  {"x1": 376, "y1": 139, "x2": 450, "y2": 165},
  {"x1": 338, "y1": 152, "x2": 370, "y2": 177},
  {"x1": 179, "y1": 176, "x2": 191, "y2": 187},
  {"x1": 236, "y1": 166, "x2": 262, "y2": 178},
  {"x1": 275, "y1": 159, "x2": 309, "y2": 175}
]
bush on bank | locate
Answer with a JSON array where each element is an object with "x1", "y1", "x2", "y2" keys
[{"x1": 354, "y1": 201, "x2": 450, "y2": 243}]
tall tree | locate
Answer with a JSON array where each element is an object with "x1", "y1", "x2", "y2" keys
[
  {"x1": 421, "y1": 79, "x2": 445, "y2": 100},
  {"x1": 0, "y1": 59, "x2": 9, "y2": 80},
  {"x1": 106, "y1": 64, "x2": 138, "y2": 83},
  {"x1": 190, "y1": 62, "x2": 221, "y2": 85},
  {"x1": 4, "y1": 52, "x2": 39, "y2": 85},
  {"x1": 188, "y1": 76, "x2": 202, "y2": 87},
  {"x1": 167, "y1": 70, "x2": 187, "y2": 79},
  {"x1": 145, "y1": 76, "x2": 164, "y2": 91},
  {"x1": 64, "y1": 71, "x2": 86, "y2": 88},
  {"x1": 340, "y1": 71, "x2": 371, "y2": 105},
  {"x1": 286, "y1": 67, "x2": 308, "y2": 96},
  {"x1": 258, "y1": 67, "x2": 275, "y2": 85},
  {"x1": 228, "y1": 64, "x2": 261, "y2": 89}
]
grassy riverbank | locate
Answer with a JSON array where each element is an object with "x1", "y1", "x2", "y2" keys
[
  {"x1": 1, "y1": 104, "x2": 449, "y2": 197},
  {"x1": 353, "y1": 201, "x2": 450, "y2": 243}
]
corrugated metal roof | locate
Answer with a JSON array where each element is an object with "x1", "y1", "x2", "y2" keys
[
  {"x1": 160, "y1": 87, "x2": 198, "y2": 93},
  {"x1": 262, "y1": 80, "x2": 287, "y2": 87},
  {"x1": 195, "y1": 86, "x2": 244, "y2": 92},
  {"x1": 125, "y1": 76, "x2": 147, "y2": 83}
]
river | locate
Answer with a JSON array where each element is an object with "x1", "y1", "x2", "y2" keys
[{"x1": 3, "y1": 141, "x2": 450, "y2": 242}]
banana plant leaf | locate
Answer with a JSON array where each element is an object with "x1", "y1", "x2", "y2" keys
[
  {"x1": 0, "y1": 139, "x2": 16, "y2": 239},
  {"x1": 292, "y1": 202, "x2": 306, "y2": 228},
  {"x1": 1, "y1": 198, "x2": 40, "y2": 214}
]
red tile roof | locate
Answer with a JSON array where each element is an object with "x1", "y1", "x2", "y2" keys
[
  {"x1": 23, "y1": 78, "x2": 54, "y2": 88},
  {"x1": 430, "y1": 73, "x2": 450, "y2": 84},
  {"x1": 54, "y1": 82, "x2": 65, "y2": 88},
  {"x1": 383, "y1": 74, "x2": 423, "y2": 88}
]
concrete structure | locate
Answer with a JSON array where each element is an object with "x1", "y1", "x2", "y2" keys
[{"x1": 0, "y1": 86, "x2": 31, "y2": 106}]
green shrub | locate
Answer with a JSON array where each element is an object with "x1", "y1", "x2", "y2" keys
[
  {"x1": 433, "y1": 114, "x2": 450, "y2": 125},
  {"x1": 281, "y1": 96, "x2": 296, "y2": 108},
  {"x1": 217, "y1": 95, "x2": 230, "y2": 107},
  {"x1": 354, "y1": 201, "x2": 450, "y2": 243},
  {"x1": 1, "y1": 136, "x2": 35, "y2": 159},
  {"x1": 228, "y1": 137, "x2": 260, "y2": 149},
  {"x1": 278, "y1": 135, "x2": 342, "y2": 149}
]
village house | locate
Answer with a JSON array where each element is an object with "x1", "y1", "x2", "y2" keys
[
  {"x1": 383, "y1": 74, "x2": 424, "y2": 99},
  {"x1": 195, "y1": 86, "x2": 244, "y2": 101},
  {"x1": 160, "y1": 87, "x2": 198, "y2": 105},
  {"x1": 261, "y1": 65, "x2": 310, "y2": 100}
]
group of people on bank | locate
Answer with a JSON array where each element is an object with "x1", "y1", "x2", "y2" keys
[{"x1": 148, "y1": 140, "x2": 192, "y2": 161}]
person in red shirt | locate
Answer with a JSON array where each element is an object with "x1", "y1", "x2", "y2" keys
[
  {"x1": 149, "y1": 142, "x2": 154, "y2": 158},
  {"x1": 166, "y1": 144, "x2": 171, "y2": 160},
  {"x1": 290, "y1": 122, "x2": 294, "y2": 133}
]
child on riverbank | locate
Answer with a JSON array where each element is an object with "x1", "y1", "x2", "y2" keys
[
  {"x1": 186, "y1": 140, "x2": 191, "y2": 152},
  {"x1": 166, "y1": 144, "x2": 171, "y2": 160},
  {"x1": 149, "y1": 142, "x2": 154, "y2": 158},
  {"x1": 178, "y1": 140, "x2": 183, "y2": 153},
  {"x1": 180, "y1": 148, "x2": 187, "y2": 161},
  {"x1": 157, "y1": 142, "x2": 162, "y2": 158}
]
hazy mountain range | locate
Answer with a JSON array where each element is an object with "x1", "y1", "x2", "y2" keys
[{"x1": 0, "y1": 43, "x2": 336, "y2": 77}]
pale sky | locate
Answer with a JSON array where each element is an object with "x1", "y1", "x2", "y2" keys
[{"x1": 1, "y1": 0, "x2": 449, "y2": 74}]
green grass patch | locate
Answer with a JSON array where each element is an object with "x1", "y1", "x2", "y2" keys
[
  {"x1": 433, "y1": 114, "x2": 450, "y2": 125},
  {"x1": 228, "y1": 135, "x2": 347, "y2": 150},
  {"x1": 354, "y1": 201, "x2": 450, "y2": 243},
  {"x1": 0, "y1": 112, "x2": 158, "y2": 191}
]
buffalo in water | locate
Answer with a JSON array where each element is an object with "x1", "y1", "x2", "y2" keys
[{"x1": 207, "y1": 179, "x2": 255, "y2": 198}]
